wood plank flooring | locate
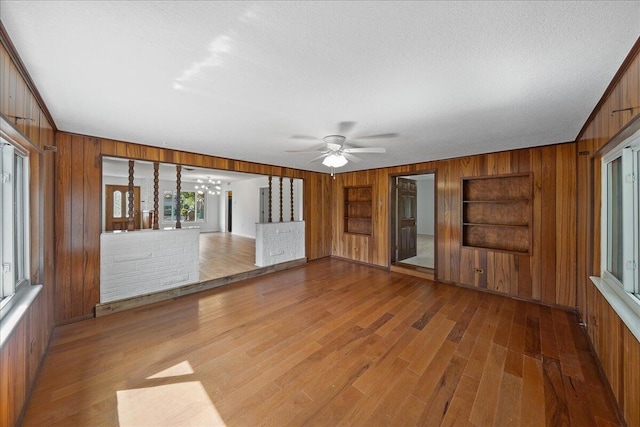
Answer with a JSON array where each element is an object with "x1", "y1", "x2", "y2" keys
[
  {"x1": 199, "y1": 232, "x2": 257, "y2": 281},
  {"x1": 21, "y1": 258, "x2": 621, "y2": 426}
]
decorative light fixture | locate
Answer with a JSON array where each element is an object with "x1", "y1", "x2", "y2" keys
[
  {"x1": 194, "y1": 177, "x2": 221, "y2": 195},
  {"x1": 322, "y1": 153, "x2": 348, "y2": 168}
]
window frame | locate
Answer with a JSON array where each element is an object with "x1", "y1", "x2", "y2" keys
[
  {"x1": 0, "y1": 138, "x2": 30, "y2": 307},
  {"x1": 0, "y1": 117, "x2": 42, "y2": 349},
  {"x1": 599, "y1": 127, "x2": 640, "y2": 320},
  {"x1": 162, "y1": 190, "x2": 206, "y2": 223}
]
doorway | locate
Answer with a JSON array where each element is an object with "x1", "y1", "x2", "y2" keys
[
  {"x1": 259, "y1": 187, "x2": 269, "y2": 223},
  {"x1": 397, "y1": 177, "x2": 417, "y2": 260},
  {"x1": 227, "y1": 191, "x2": 233, "y2": 232},
  {"x1": 390, "y1": 172, "x2": 436, "y2": 273},
  {"x1": 105, "y1": 185, "x2": 141, "y2": 231}
]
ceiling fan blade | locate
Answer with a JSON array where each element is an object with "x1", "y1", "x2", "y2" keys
[
  {"x1": 285, "y1": 149, "x2": 327, "y2": 153},
  {"x1": 308, "y1": 153, "x2": 331, "y2": 163},
  {"x1": 343, "y1": 147, "x2": 386, "y2": 154},
  {"x1": 342, "y1": 153, "x2": 362, "y2": 163},
  {"x1": 352, "y1": 133, "x2": 399, "y2": 140},
  {"x1": 290, "y1": 135, "x2": 321, "y2": 140},
  {"x1": 337, "y1": 121, "x2": 357, "y2": 135}
]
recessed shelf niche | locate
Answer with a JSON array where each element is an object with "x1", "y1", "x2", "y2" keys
[
  {"x1": 462, "y1": 173, "x2": 532, "y2": 255},
  {"x1": 344, "y1": 186, "x2": 373, "y2": 236}
]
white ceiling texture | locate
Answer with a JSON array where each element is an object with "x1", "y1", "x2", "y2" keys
[{"x1": 1, "y1": 1, "x2": 639, "y2": 174}]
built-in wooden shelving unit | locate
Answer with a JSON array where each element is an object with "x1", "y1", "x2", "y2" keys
[
  {"x1": 462, "y1": 173, "x2": 532, "y2": 254},
  {"x1": 344, "y1": 186, "x2": 373, "y2": 236}
]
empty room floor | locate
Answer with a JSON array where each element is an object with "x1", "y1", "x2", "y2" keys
[
  {"x1": 199, "y1": 232, "x2": 257, "y2": 281},
  {"x1": 21, "y1": 258, "x2": 621, "y2": 426}
]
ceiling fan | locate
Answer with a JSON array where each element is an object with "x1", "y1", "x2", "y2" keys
[{"x1": 286, "y1": 122, "x2": 397, "y2": 175}]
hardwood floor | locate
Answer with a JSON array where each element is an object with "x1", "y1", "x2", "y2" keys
[
  {"x1": 21, "y1": 258, "x2": 621, "y2": 426},
  {"x1": 199, "y1": 232, "x2": 257, "y2": 282}
]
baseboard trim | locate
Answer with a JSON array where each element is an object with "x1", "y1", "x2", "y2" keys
[{"x1": 390, "y1": 264, "x2": 435, "y2": 281}]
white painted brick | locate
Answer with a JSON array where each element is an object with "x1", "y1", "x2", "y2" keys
[
  {"x1": 255, "y1": 221, "x2": 305, "y2": 267},
  {"x1": 101, "y1": 228, "x2": 200, "y2": 303}
]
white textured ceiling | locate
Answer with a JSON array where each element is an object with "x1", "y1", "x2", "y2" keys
[{"x1": 1, "y1": 1, "x2": 639, "y2": 173}]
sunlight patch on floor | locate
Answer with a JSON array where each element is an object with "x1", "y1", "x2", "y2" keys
[
  {"x1": 117, "y1": 381, "x2": 226, "y2": 427},
  {"x1": 147, "y1": 361, "x2": 194, "y2": 379},
  {"x1": 118, "y1": 361, "x2": 225, "y2": 426}
]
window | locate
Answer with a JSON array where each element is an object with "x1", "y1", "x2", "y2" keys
[
  {"x1": 601, "y1": 129, "x2": 640, "y2": 300},
  {"x1": 1, "y1": 138, "x2": 30, "y2": 305},
  {"x1": 113, "y1": 190, "x2": 123, "y2": 218},
  {"x1": 162, "y1": 190, "x2": 205, "y2": 222}
]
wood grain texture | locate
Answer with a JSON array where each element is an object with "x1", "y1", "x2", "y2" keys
[
  {"x1": 344, "y1": 186, "x2": 373, "y2": 235},
  {"x1": 54, "y1": 133, "x2": 72, "y2": 322},
  {"x1": 82, "y1": 138, "x2": 101, "y2": 313},
  {"x1": 332, "y1": 144, "x2": 576, "y2": 309},
  {"x1": 52, "y1": 131, "x2": 332, "y2": 322},
  {"x1": 69, "y1": 135, "x2": 85, "y2": 318},
  {"x1": 623, "y1": 326, "x2": 640, "y2": 427},
  {"x1": 1, "y1": 22, "x2": 637, "y2": 427},
  {"x1": 28, "y1": 148, "x2": 40, "y2": 283},
  {"x1": 540, "y1": 145, "x2": 557, "y2": 305},
  {"x1": 574, "y1": 38, "x2": 640, "y2": 427},
  {"x1": 576, "y1": 139, "x2": 593, "y2": 319},
  {"x1": 0, "y1": 38, "x2": 56, "y2": 427},
  {"x1": 554, "y1": 143, "x2": 576, "y2": 307},
  {"x1": 20, "y1": 258, "x2": 622, "y2": 427}
]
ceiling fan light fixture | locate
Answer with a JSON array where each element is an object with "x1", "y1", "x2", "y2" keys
[
  {"x1": 323, "y1": 135, "x2": 346, "y2": 145},
  {"x1": 322, "y1": 153, "x2": 348, "y2": 168}
]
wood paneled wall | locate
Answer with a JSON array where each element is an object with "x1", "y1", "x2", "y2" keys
[
  {"x1": 575, "y1": 37, "x2": 640, "y2": 427},
  {"x1": 2, "y1": 12, "x2": 637, "y2": 426},
  {"x1": 332, "y1": 142, "x2": 577, "y2": 308},
  {"x1": 54, "y1": 133, "x2": 101, "y2": 322},
  {"x1": 0, "y1": 36, "x2": 56, "y2": 427},
  {"x1": 53, "y1": 132, "x2": 332, "y2": 323}
]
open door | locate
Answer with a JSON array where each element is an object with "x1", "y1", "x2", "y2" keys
[
  {"x1": 105, "y1": 185, "x2": 141, "y2": 231},
  {"x1": 397, "y1": 177, "x2": 417, "y2": 261}
]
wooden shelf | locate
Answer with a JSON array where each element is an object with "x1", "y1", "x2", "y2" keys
[
  {"x1": 461, "y1": 173, "x2": 532, "y2": 255},
  {"x1": 344, "y1": 186, "x2": 373, "y2": 236}
]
